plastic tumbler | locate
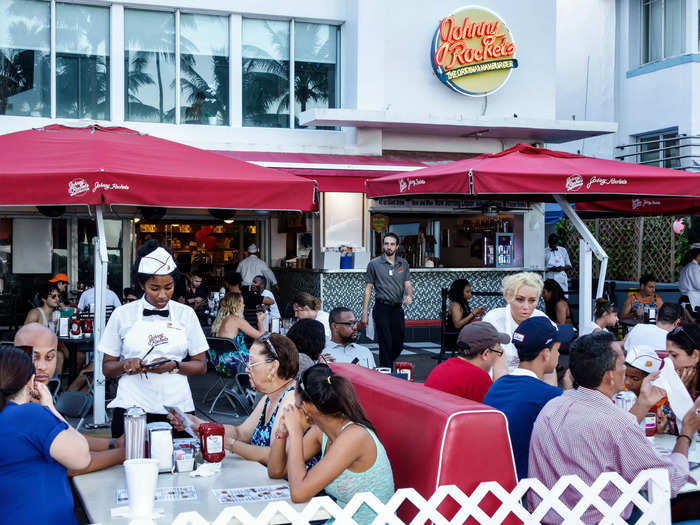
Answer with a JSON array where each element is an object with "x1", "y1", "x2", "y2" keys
[{"x1": 124, "y1": 458, "x2": 159, "y2": 518}]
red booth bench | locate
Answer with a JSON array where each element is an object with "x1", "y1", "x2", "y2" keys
[{"x1": 330, "y1": 363, "x2": 518, "y2": 522}]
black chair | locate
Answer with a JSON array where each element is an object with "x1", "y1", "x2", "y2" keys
[
  {"x1": 204, "y1": 337, "x2": 254, "y2": 417},
  {"x1": 55, "y1": 391, "x2": 93, "y2": 431},
  {"x1": 436, "y1": 288, "x2": 459, "y2": 364}
]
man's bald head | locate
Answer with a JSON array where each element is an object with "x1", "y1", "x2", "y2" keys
[{"x1": 15, "y1": 323, "x2": 57, "y2": 349}]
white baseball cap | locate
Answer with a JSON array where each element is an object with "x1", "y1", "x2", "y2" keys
[
  {"x1": 248, "y1": 244, "x2": 258, "y2": 253},
  {"x1": 625, "y1": 345, "x2": 662, "y2": 374},
  {"x1": 138, "y1": 247, "x2": 176, "y2": 275}
]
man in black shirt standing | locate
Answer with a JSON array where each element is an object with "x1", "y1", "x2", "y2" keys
[{"x1": 361, "y1": 233, "x2": 414, "y2": 368}]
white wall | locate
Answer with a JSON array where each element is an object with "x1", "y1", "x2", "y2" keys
[
  {"x1": 554, "y1": 0, "x2": 616, "y2": 159},
  {"x1": 380, "y1": 0, "x2": 557, "y2": 121}
]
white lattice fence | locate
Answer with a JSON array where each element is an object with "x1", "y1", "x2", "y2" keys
[{"x1": 170, "y1": 468, "x2": 671, "y2": 525}]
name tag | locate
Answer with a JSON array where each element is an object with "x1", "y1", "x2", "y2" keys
[
  {"x1": 167, "y1": 320, "x2": 184, "y2": 331},
  {"x1": 389, "y1": 269, "x2": 393, "y2": 276}
]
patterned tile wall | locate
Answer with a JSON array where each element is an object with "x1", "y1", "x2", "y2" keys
[
  {"x1": 276, "y1": 269, "x2": 543, "y2": 321},
  {"x1": 321, "y1": 270, "x2": 517, "y2": 320}
]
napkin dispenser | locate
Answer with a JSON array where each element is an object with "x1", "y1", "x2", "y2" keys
[{"x1": 147, "y1": 422, "x2": 174, "y2": 473}]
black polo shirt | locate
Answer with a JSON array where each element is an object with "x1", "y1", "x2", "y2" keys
[{"x1": 365, "y1": 255, "x2": 411, "y2": 304}]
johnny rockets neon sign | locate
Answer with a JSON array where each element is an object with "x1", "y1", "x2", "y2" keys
[{"x1": 431, "y1": 6, "x2": 518, "y2": 97}]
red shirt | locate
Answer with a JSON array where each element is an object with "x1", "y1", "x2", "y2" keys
[{"x1": 424, "y1": 358, "x2": 492, "y2": 402}]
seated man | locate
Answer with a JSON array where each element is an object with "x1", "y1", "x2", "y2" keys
[
  {"x1": 529, "y1": 331, "x2": 699, "y2": 524},
  {"x1": 483, "y1": 316, "x2": 564, "y2": 480},
  {"x1": 324, "y1": 307, "x2": 375, "y2": 368},
  {"x1": 624, "y1": 302, "x2": 682, "y2": 352},
  {"x1": 123, "y1": 287, "x2": 139, "y2": 303},
  {"x1": 184, "y1": 272, "x2": 208, "y2": 312},
  {"x1": 78, "y1": 281, "x2": 122, "y2": 311},
  {"x1": 621, "y1": 273, "x2": 664, "y2": 320},
  {"x1": 425, "y1": 321, "x2": 509, "y2": 402},
  {"x1": 25, "y1": 283, "x2": 69, "y2": 375},
  {"x1": 14, "y1": 323, "x2": 126, "y2": 477},
  {"x1": 252, "y1": 274, "x2": 280, "y2": 323}
]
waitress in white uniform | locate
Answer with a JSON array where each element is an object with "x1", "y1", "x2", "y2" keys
[{"x1": 101, "y1": 240, "x2": 208, "y2": 438}]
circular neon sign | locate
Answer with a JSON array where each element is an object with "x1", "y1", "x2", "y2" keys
[{"x1": 431, "y1": 5, "x2": 518, "y2": 97}]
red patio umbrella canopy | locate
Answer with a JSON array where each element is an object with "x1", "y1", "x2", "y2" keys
[
  {"x1": 366, "y1": 144, "x2": 700, "y2": 202},
  {"x1": 0, "y1": 124, "x2": 316, "y2": 211}
]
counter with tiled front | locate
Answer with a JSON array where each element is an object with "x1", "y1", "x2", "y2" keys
[{"x1": 274, "y1": 267, "x2": 544, "y2": 342}]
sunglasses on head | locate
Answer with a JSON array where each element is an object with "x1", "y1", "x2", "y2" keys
[
  {"x1": 671, "y1": 326, "x2": 700, "y2": 349},
  {"x1": 257, "y1": 332, "x2": 279, "y2": 361}
]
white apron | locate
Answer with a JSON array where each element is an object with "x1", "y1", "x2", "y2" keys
[{"x1": 107, "y1": 303, "x2": 194, "y2": 414}]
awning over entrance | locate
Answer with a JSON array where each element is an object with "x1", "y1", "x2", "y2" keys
[
  {"x1": 297, "y1": 108, "x2": 618, "y2": 143},
  {"x1": 217, "y1": 151, "x2": 454, "y2": 192},
  {"x1": 0, "y1": 124, "x2": 317, "y2": 211}
]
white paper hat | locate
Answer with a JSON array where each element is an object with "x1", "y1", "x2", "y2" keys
[
  {"x1": 138, "y1": 247, "x2": 176, "y2": 275},
  {"x1": 248, "y1": 244, "x2": 258, "y2": 253},
  {"x1": 625, "y1": 345, "x2": 662, "y2": 374}
]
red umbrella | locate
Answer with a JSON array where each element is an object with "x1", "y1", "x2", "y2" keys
[
  {"x1": 366, "y1": 143, "x2": 700, "y2": 201},
  {"x1": 0, "y1": 124, "x2": 316, "y2": 211}
]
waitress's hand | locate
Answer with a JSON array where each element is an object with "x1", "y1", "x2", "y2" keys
[
  {"x1": 121, "y1": 358, "x2": 143, "y2": 375},
  {"x1": 142, "y1": 359, "x2": 177, "y2": 374}
]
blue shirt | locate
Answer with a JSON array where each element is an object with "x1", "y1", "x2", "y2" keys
[
  {"x1": 483, "y1": 373, "x2": 562, "y2": 480},
  {"x1": 0, "y1": 401, "x2": 76, "y2": 525}
]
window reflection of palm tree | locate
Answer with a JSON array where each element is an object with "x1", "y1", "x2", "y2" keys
[
  {"x1": 55, "y1": 5, "x2": 109, "y2": 119},
  {"x1": 0, "y1": 1, "x2": 50, "y2": 115},
  {"x1": 125, "y1": 21, "x2": 176, "y2": 122},
  {"x1": 242, "y1": 22, "x2": 333, "y2": 127}
]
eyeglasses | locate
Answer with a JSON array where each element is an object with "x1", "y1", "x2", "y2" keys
[
  {"x1": 333, "y1": 320, "x2": 359, "y2": 327},
  {"x1": 48, "y1": 294, "x2": 59, "y2": 299},
  {"x1": 671, "y1": 326, "x2": 700, "y2": 349},
  {"x1": 258, "y1": 332, "x2": 279, "y2": 361},
  {"x1": 245, "y1": 359, "x2": 273, "y2": 371},
  {"x1": 488, "y1": 347, "x2": 504, "y2": 356}
]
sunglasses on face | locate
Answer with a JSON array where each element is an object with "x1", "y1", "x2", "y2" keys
[{"x1": 333, "y1": 320, "x2": 359, "y2": 327}]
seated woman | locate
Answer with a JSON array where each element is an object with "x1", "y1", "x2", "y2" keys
[
  {"x1": 292, "y1": 291, "x2": 331, "y2": 339},
  {"x1": 285, "y1": 318, "x2": 328, "y2": 377},
  {"x1": 268, "y1": 364, "x2": 394, "y2": 525},
  {"x1": 169, "y1": 333, "x2": 298, "y2": 464},
  {"x1": 542, "y1": 279, "x2": 572, "y2": 325},
  {"x1": 14, "y1": 323, "x2": 126, "y2": 475},
  {"x1": 445, "y1": 279, "x2": 485, "y2": 351},
  {"x1": 0, "y1": 345, "x2": 91, "y2": 524},
  {"x1": 580, "y1": 298, "x2": 618, "y2": 336},
  {"x1": 211, "y1": 292, "x2": 265, "y2": 375},
  {"x1": 621, "y1": 273, "x2": 664, "y2": 320},
  {"x1": 666, "y1": 323, "x2": 700, "y2": 400}
]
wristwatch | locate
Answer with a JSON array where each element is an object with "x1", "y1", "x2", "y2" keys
[{"x1": 170, "y1": 361, "x2": 180, "y2": 374}]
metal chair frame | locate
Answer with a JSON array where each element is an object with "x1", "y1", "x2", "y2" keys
[{"x1": 205, "y1": 337, "x2": 255, "y2": 417}]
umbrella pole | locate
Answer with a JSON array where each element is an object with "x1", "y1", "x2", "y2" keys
[
  {"x1": 92, "y1": 205, "x2": 108, "y2": 426},
  {"x1": 553, "y1": 195, "x2": 609, "y2": 328}
]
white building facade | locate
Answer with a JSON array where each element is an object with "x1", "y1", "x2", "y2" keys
[{"x1": 0, "y1": 0, "x2": 622, "y2": 322}]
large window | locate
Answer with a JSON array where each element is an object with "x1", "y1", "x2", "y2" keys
[
  {"x1": 642, "y1": 0, "x2": 684, "y2": 63},
  {"x1": 242, "y1": 19, "x2": 289, "y2": 128},
  {"x1": 56, "y1": 3, "x2": 110, "y2": 119},
  {"x1": 638, "y1": 130, "x2": 680, "y2": 168},
  {"x1": 0, "y1": 0, "x2": 50, "y2": 117},
  {"x1": 242, "y1": 19, "x2": 339, "y2": 128},
  {"x1": 180, "y1": 13, "x2": 229, "y2": 126},
  {"x1": 124, "y1": 9, "x2": 175, "y2": 123}
]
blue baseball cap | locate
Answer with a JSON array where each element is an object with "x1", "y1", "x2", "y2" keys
[{"x1": 511, "y1": 316, "x2": 563, "y2": 360}]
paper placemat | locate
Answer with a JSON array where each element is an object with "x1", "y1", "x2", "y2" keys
[
  {"x1": 116, "y1": 486, "x2": 198, "y2": 504},
  {"x1": 212, "y1": 484, "x2": 290, "y2": 504}
]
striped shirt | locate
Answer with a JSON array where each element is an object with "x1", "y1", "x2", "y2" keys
[{"x1": 528, "y1": 387, "x2": 691, "y2": 524}]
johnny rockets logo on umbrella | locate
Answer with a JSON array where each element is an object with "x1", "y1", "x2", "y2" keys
[
  {"x1": 565, "y1": 174, "x2": 628, "y2": 192},
  {"x1": 68, "y1": 178, "x2": 130, "y2": 197},
  {"x1": 399, "y1": 177, "x2": 427, "y2": 193},
  {"x1": 431, "y1": 6, "x2": 518, "y2": 97}
]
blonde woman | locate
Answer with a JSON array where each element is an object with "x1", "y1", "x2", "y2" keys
[
  {"x1": 210, "y1": 292, "x2": 265, "y2": 376},
  {"x1": 483, "y1": 272, "x2": 554, "y2": 379}
]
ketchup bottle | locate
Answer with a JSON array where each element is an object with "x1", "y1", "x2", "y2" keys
[{"x1": 199, "y1": 422, "x2": 225, "y2": 462}]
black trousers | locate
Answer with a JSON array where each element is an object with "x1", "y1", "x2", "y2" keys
[
  {"x1": 111, "y1": 407, "x2": 194, "y2": 439},
  {"x1": 372, "y1": 302, "x2": 405, "y2": 368}
]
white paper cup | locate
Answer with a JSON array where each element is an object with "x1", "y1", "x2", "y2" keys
[{"x1": 124, "y1": 458, "x2": 159, "y2": 517}]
